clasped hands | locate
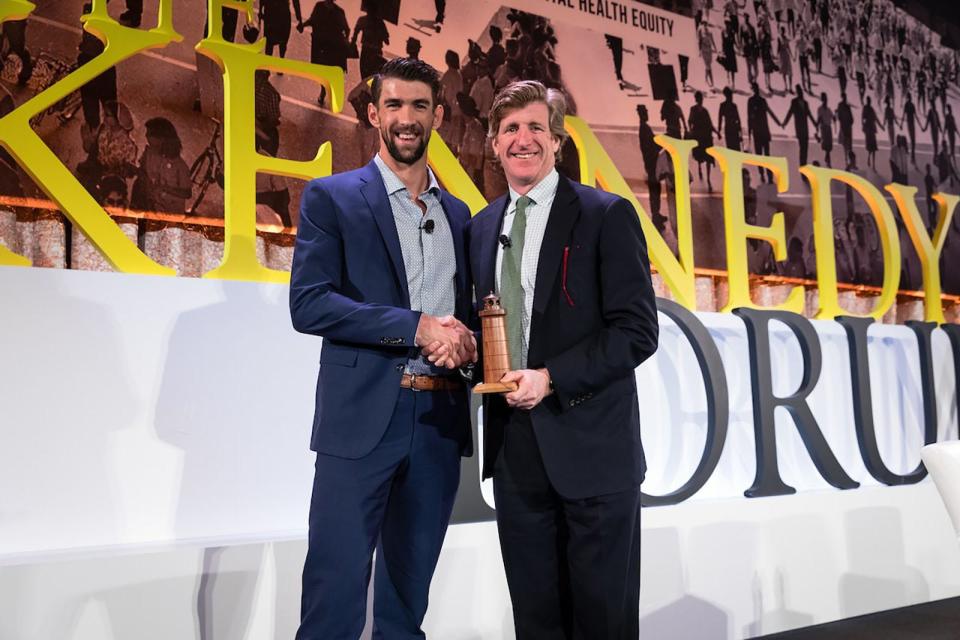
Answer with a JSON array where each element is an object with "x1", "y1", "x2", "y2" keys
[
  {"x1": 415, "y1": 315, "x2": 551, "y2": 409},
  {"x1": 416, "y1": 314, "x2": 477, "y2": 369}
]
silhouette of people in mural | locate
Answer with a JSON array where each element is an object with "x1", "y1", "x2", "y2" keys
[
  {"x1": 77, "y1": 17, "x2": 118, "y2": 129},
  {"x1": 921, "y1": 103, "x2": 942, "y2": 159},
  {"x1": 903, "y1": 92, "x2": 918, "y2": 165},
  {"x1": 890, "y1": 134, "x2": 909, "y2": 184},
  {"x1": 131, "y1": 118, "x2": 191, "y2": 214},
  {"x1": 637, "y1": 105, "x2": 665, "y2": 229},
  {"x1": 605, "y1": 34, "x2": 625, "y2": 88},
  {"x1": 1, "y1": 16, "x2": 32, "y2": 85},
  {"x1": 352, "y1": 6, "x2": 390, "y2": 79},
  {"x1": 781, "y1": 84, "x2": 816, "y2": 166},
  {"x1": 883, "y1": 95, "x2": 897, "y2": 149},
  {"x1": 689, "y1": 91, "x2": 717, "y2": 191},
  {"x1": 945, "y1": 104, "x2": 958, "y2": 159},
  {"x1": 815, "y1": 92, "x2": 835, "y2": 167},
  {"x1": 698, "y1": 22, "x2": 717, "y2": 88},
  {"x1": 661, "y1": 93, "x2": 686, "y2": 139},
  {"x1": 301, "y1": 0, "x2": 349, "y2": 107},
  {"x1": 836, "y1": 93, "x2": 854, "y2": 168},
  {"x1": 862, "y1": 96, "x2": 881, "y2": 170},
  {"x1": 717, "y1": 86, "x2": 743, "y2": 151},
  {"x1": 747, "y1": 82, "x2": 780, "y2": 182},
  {"x1": 720, "y1": 19, "x2": 739, "y2": 90},
  {"x1": 259, "y1": 0, "x2": 304, "y2": 60}
]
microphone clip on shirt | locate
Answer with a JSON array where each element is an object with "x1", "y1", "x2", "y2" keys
[
  {"x1": 498, "y1": 234, "x2": 512, "y2": 249},
  {"x1": 422, "y1": 219, "x2": 436, "y2": 234}
]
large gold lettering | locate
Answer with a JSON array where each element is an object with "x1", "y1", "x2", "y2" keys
[
  {"x1": 707, "y1": 146, "x2": 803, "y2": 313},
  {"x1": 426, "y1": 134, "x2": 487, "y2": 215},
  {"x1": 0, "y1": 0, "x2": 34, "y2": 22},
  {"x1": 565, "y1": 118, "x2": 697, "y2": 309},
  {"x1": 800, "y1": 166, "x2": 901, "y2": 319},
  {"x1": 197, "y1": 0, "x2": 343, "y2": 282},
  {"x1": 886, "y1": 185, "x2": 959, "y2": 324}
]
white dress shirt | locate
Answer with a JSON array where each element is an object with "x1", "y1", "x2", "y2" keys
[{"x1": 495, "y1": 168, "x2": 560, "y2": 368}]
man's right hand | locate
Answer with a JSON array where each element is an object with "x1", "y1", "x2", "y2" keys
[{"x1": 415, "y1": 315, "x2": 477, "y2": 369}]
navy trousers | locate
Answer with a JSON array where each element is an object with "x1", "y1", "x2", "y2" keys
[{"x1": 297, "y1": 389, "x2": 463, "y2": 639}]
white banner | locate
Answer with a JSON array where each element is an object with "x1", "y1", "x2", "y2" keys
[{"x1": 525, "y1": 0, "x2": 696, "y2": 52}]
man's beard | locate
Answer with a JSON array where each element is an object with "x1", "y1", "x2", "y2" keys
[{"x1": 381, "y1": 125, "x2": 429, "y2": 165}]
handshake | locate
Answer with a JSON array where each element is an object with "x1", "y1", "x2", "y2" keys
[{"x1": 415, "y1": 314, "x2": 478, "y2": 369}]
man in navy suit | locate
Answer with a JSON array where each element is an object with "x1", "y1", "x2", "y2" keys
[
  {"x1": 289, "y1": 57, "x2": 476, "y2": 639},
  {"x1": 464, "y1": 80, "x2": 658, "y2": 638}
]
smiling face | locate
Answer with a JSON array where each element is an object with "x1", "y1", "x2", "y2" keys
[
  {"x1": 491, "y1": 101, "x2": 559, "y2": 194},
  {"x1": 368, "y1": 77, "x2": 442, "y2": 167}
]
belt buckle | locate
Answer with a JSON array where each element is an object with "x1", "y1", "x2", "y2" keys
[{"x1": 409, "y1": 373, "x2": 421, "y2": 391}]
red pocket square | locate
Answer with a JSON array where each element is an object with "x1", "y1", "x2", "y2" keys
[{"x1": 561, "y1": 246, "x2": 576, "y2": 307}]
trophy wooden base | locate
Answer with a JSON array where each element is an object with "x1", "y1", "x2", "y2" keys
[{"x1": 474, "y1": 381, "x2": 519, "y2": 394}]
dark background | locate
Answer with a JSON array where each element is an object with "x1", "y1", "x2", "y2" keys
[{"x1": 895, "y1": 0, "x2": 960, "y2": 47}]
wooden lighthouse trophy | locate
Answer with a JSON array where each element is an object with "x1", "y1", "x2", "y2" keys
[{"x1": 473, "y1": 293, "x2": 519, "y2": 394}]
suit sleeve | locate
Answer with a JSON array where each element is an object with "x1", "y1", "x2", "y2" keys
[
  {"x1": 544, "y1": 198, "x2": 659, "y2": 406},
  {"x1": 457, "y1": 215, "x2": 482, "y2": 384},
  {"x1": 289, "y1": 179, "x2": 421, "y2": 346}
]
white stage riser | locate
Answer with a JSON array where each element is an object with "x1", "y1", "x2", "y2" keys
[{"x1": 1, "y1": 267, "x2": 959, "y2": 638}]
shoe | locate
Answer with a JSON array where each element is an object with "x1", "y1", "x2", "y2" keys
[{"x1": 118, "y1": 10, "x2": 141, "y2": 27}]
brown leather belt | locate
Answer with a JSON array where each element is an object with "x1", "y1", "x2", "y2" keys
[{"x1": 400, "y1": 373, "x2": 464, "y2": 392}]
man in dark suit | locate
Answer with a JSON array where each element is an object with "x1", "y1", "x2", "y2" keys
[
  {"x1": 289, "y1": 57, "x2": 476, "y2": 639},
  {"x1": 464, "y1": 80, "x2": 658, "y2": 638}
]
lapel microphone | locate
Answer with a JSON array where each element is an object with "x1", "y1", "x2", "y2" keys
[
  {"x1": 422, "y1": 219, "x2": 435, "y2": 234},
  {"x1": 498, "y1": 234, "x2": 512, "y2": 249}
]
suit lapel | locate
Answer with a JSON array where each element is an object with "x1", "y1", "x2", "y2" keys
[
  {"x1": 482, "y1": 195, "x2": 510, "y2": 302},
  {"x1": 532, "y1": 176, "x2": 580, "y2": 315},
  {"x1": 359, "y1": 162, "x2": 410, "y2": 308},
  {"x1": 439, "y1": 193, "x2": 468, "y2": 317}
]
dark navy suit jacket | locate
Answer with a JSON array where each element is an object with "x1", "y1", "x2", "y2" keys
[
  {"x1": 468, "y1": 175, "x2": 659, "y2": 499},
  {"x1": 290, "y1": 161, "x2": 473, "y2": 459}
]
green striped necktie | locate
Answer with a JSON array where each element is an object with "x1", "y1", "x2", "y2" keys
[{"x1": 500, "y1": 195, "x2": 531, "y2": 371}]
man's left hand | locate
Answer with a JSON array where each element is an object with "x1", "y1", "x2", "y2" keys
[{"x1": 502, "y1": 368, "x2": 552, "y2": 410}]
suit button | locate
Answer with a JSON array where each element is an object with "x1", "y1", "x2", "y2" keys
[
  {"x1": 395, "y1": 363, "x2": 404, "y2": 372},
  {"x1": 569, "y1": 400, "x2": 576, "y2": 407},
  {"x1": 380, "y1": 337, "x2": 388, "y2": 344}
]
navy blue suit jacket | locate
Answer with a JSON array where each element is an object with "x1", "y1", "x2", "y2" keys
[
  {"x1": 290, "y1": 161, "x2": 473, "y2": 459},
  {"x1": 468, "y1": 175, "x2": 658, "y2": 499}
]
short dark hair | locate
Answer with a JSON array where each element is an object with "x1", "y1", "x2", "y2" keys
[{"x1": 370, "y1": 57, "x2": 442, "y2": 107}]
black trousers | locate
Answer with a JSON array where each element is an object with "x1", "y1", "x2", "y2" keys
[
  {"x1": 754, "y1": 137, "x2": 772, "y2": 181},
  {"x1": 797, "y1": 132, "x2": 809, "y2": 166},
  {"x1": 647, "y1": 175, "x2": 662, "y2": 220},
  {"x1": 493, "y1": 411, "x2": 641, "y2": 640},
  {"x1": 2, "y1": 20, "x2": 31, "y2": 84},
  {"x1": 79, "y1": 67, "x2": 118, "y2": 129}
]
